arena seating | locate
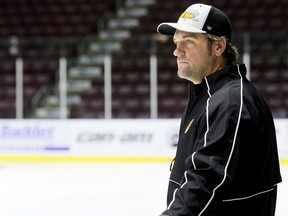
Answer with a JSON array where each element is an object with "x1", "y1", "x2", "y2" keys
[
  {"x1": 0, "y1": 0, "x2": 115, "y2": 37},
  {"x1": 0, "y1": 0, "x2": 287, "y2": 118},
  {"x1": 0, "y1": 0, "x2": 114, "y2": 118}
]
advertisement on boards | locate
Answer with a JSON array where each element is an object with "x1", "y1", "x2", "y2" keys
[
  {"x1": 0, "y1": 119, "x2": 179, "y2": 159},
  {"x1": 0, "y1": 119, "x2": 287, "y2": 161}
]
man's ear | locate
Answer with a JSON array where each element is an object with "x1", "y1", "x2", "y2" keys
[{"x1": 214, "y1": 37, "x2": 227, "y2": 57}]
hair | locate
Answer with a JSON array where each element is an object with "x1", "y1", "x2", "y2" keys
[{"x1": 206, "y1": 34, "x2": 239, "y2": 65}]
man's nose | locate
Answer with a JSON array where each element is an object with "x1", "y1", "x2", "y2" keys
[{"x1": 173, "y1": 44, "x2": 184, "y2": 57}]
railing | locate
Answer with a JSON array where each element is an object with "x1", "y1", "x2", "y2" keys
[{"x1": 6, "y1": 30, "x2": 288, "y2": 119}]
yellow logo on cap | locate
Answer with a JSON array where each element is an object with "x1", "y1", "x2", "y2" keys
[{"x1": 179, "y1": 12, "x2": 196, "y2": 19}]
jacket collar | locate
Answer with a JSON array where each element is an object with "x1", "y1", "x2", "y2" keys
[{"x1": 189, "y1": 64, "x2": 247, "y2": 96}]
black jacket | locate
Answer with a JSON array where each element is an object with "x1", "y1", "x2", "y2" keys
[{"x1": 161, "y1": 64, "x2": 282, "y2": 216}]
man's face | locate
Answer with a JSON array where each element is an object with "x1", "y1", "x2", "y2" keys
[{"x1": 173, "y1": 30, "x2": 216, "y2": 84}]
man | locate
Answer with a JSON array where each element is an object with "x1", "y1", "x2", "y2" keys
[{"x1": 157, "y1": 3, "x2": 282, "y2": 216}]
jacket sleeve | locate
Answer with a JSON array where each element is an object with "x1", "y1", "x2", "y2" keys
[{"x1": 162, "y1": 94, "x2": 243, "y2": 216}]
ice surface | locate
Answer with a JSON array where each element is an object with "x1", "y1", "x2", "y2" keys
[{"x1": 0, "y1": 162, "x2": 286, "y2": 216}]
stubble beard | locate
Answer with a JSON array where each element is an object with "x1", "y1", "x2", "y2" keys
[{"x1": 177, "y1": 64, "x2": 202, "y2": 84}]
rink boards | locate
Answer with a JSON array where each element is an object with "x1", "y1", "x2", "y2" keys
[{"x1": 0, "y1": 119, "x2": 287, "y2": 164}]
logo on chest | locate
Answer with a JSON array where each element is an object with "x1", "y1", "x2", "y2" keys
[{"x1": 184, "y1": 119, "x2": 194, "y2": 134}]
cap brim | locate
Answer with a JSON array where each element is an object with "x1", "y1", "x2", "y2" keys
[{"x1": 157, "y1": 22, "x2": 207, "y2": 35}]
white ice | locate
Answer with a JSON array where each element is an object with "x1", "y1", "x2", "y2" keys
[{"x1": 0, "y1": 162, "x2": 286, "y2": 216}]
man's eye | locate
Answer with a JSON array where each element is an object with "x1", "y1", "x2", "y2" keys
[{"x1": 185, "y1": 40, "x2": 193, "y2": 44}]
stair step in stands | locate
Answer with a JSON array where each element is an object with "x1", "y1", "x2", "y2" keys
[
  {"x1": 88, "y1": 41, "x2": 122, "y2": 53},
  {"x1": 69, "y1": 66, "x2": 102, "y2": 79}
]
